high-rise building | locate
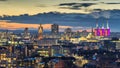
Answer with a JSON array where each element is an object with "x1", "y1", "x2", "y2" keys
[
  {"x1": 23, "y1": 28, "x2": 28, "y2": 36},
  {"x1": 51, "y1": 24, "x2": 59, "y2": 35},
  {"x1": 23, "y1": 27, "x2": 30, "y2": 39},
  {"x1": 38, "y1": 24, "x2": 43, "y2": 40},
  {"x1": 24, "y1": 28, "x2": 28, "y2": 35},
  {"x1": 64, "y1": 28, "x2": 72, "y2": 37}
]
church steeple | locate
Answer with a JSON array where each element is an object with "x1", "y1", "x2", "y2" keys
[{"x1": 38, "y1": 24, "x2": 43, "y2": 40}]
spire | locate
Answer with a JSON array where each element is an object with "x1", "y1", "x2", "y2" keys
[
  {"x1": 38, "y1": 24, "x2": 43, "y2": 31},
  {"x1": 38, "y1": 24, "x2": 43, "y2": 40}
]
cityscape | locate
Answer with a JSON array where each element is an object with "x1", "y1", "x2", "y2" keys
[{"x1": 0, "y1": 0, "x2": 120, "y2": 68}]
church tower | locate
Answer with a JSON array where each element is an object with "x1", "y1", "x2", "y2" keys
[{"x1": 38, "y1": 24, "x2": 43, "y2": 40}]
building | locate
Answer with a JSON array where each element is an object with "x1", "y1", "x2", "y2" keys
[
  {"x1": 94, "y1": 19, "x2": 110, "y2": 37},
  {"x1": 51, "y1": 24, "x2": 59, "y2": 35},
  {"x1": 24, "y1": 28, "x2": 29, "y2": 36},
  {"x1": 114, "y1": 41, "x2": 120, "y2": 50},
  {"x1": 38, "y1": 38, "x2": 59, "y2": 46},
  {"x1": 23, "y1": 27, "x2": 30, "y2": 39},
  {"x1": 80, "y1": 30, "x2": 89, "y2": 37},
  {"x1": 64, "y1": 28, "x2": 72, "y2": 34},
  {"x1": 64, "y1": 28, "x2": 72, "y2": 37},
  {"x1": 38, "y1": 24, "x2": 43, "y2": 40}
]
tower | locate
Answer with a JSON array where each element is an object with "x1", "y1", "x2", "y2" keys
[
  {"x1": 94, "y1": 19, "x2": 100, "y2": 36},
  {"x1": 96, "y1": 18, "x2": 99, "y2": 28},
  {"x1": 106, "y1": 19, "x2": 110, "y2": 36},
  {"x1": 51, "y1": 24, "x2": 59, "y2": 35},
  {"x1": 102, "y1": 23, "x2": 104, "y2": 29},
  {"x1": 102, "y1": 23, "x2": 105, "y2": 36},
  {"x1": 38, "y1": 24, "x2": 43, "y2": 40},
  {"x1": 106, "y1": 19, "x2": 109, "y2": 29}
]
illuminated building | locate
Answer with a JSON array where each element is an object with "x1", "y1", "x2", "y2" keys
[
  {"x1": 38, "y1": 24, "x2": 43, "y2": 40},
  {"x1": 51, "y1": 24, "x2": 59, "y2": 35},
  {"x1": 94, "y1": 19, "x2": 110, "y2": 37},
  {"x1": 38, "y1": 38, "x2": 59, "y2": 46}
]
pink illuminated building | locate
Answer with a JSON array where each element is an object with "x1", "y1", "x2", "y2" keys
[{"x1": 94, "y1": 20, "x2": 110, "y2": 36}]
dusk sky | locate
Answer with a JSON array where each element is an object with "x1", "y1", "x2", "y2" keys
[
  {"x1": 0, "y1": 0, "x2": 120, "y2": 32},
  {"x1": 0, "y1": 0, "x2": 120, "y2": 15}
]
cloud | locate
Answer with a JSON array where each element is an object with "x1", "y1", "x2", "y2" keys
[
  {"x1": 59, "y1": 3, "x2": 77, "y2": 6},
  {"x1": 0, "y1": 20, "x2": 73, "y2": 31},
  {"x1": 59, "y1": 1, "x2": 120, "y2": 11},
  {"x1": 36, "y1": 4, "x2": 48, "y2": 7},
  {"x1": 0, "y1": 11, "x2": 120, "y2": 32},
  {"x1": 92, "y1": 9, "x2": 103, "y2": 12},
  {"x1": 106, "y1": 3, "x2": 120, "y2": 4},
  {"x1": 59, "y1": 3, "x2": 95, "y2": 7},
  {"x1": 0, "y1": 0, "x2": 7, "y2": 1},
  {"x1": 59, "y1": 3, "x2": 96, "y2": 10},
  {"x1": 99, "y1": 2, "x2": 120, "y2": 4},
  {"x1": 0, "y1": 20, "x2": 92, "y2": 32},
  {"x1": 80, "y1": 0, "x2": 99, "y2": 1},
  {"x1": 59, "y1": 6, "x2": 80, "y2": 10}
]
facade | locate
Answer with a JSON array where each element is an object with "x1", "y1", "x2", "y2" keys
[
  {"x1": 94, "y1": 20, "x2": 110, "y2": 37},
  {"x1": 38, "y1": 38, "x2": 59, "y2": 46},
  {"x1": 94, "y1": 28, "x2": 110, "y2": 36},
  {"x1": 115, "y1": 42, "x2": 120, "y2": 50}
]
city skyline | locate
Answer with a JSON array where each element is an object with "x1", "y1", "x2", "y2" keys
[
  {"x1": 0, "y1": 0, "x2": 120, "y2": 32},
  {"x1": 0, "y1": 0, "x2": 120, "y2": 68}
]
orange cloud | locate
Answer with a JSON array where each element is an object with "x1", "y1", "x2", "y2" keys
[
  {"x1": 0, "y1": 20, "x2": 72, "y2": 30},
  {"x1": 0, "y1": 20, "x2": 92, "y2": 32}
]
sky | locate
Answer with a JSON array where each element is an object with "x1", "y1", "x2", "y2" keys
[
  {"x1": 0, "y1": 0, "x2": 120, "y2": 15},
  {"x1": 0, "y1": 0, "x2": 120, "y2": 32}
]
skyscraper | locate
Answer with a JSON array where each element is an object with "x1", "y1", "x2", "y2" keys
[
  {"x1": 38, "y1": 24, "x2": 43, "y2": 40},
  {"x1": 51, "y1": 24, "x2": 59, "y2": 35}
]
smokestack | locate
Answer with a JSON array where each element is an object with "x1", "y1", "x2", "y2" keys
[
  {"x1": 102, "y1": 23, "x2": 104, "y2": 29},
  {"x1": 96, "y1": 19, "x2": 99, "y2": 28},
  {"x1": 106, "y1": 19, "x2": 109, "y2": 29}
]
